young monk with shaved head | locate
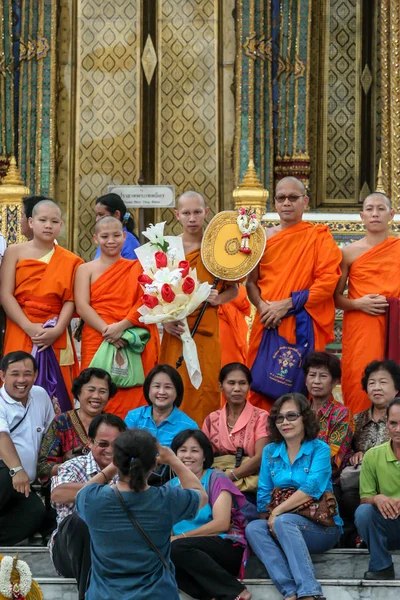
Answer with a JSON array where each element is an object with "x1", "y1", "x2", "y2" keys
[
  {"x1": 335, "y1": 193, "x2": 400, "y2": 414},
  {"x1": 1, "y1": 200, "x2": 83, "y2": 394},
  {"x1": 160, "y1": 190, "x2": 238, "y2": 425},
  {"x1": 246, "y1": 176, "x2": 342, "y2": 411},
  {"x1": 74, "y1": 217, "x2": 159, "y2": 419}
]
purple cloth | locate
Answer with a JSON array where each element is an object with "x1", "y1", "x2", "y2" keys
[
  {"x1": 31, "y1": 318, "x2": 72, "y2": 414},
  {"x1": 208, "y1": 470, "x2": 249, "y2": 577}
]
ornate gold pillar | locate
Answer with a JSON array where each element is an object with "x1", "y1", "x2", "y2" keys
[
  {"x1": 380, "y1": 0, "x2": 400, "y2": 210},
  {"x1": 0, "y1": 157, "x2": 30, "y2": 244}
]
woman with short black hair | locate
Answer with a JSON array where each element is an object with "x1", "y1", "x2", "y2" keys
[
  {"x1": 76, "y1": 429, "x2": 207, "y2": 600},
  {"x1": 37, "y1": 368, "x2": 117, "y2": 482},
  {"x1": 170, "y1": 429, "x2": 251, "y2": 600},
  {"x1": 125, "y1": 365, "x2": 198, "y2": 448}
]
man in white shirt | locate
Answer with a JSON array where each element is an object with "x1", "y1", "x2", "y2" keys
[{"x1": 0, "y1": 350, "x2": 55, "y2": 544}]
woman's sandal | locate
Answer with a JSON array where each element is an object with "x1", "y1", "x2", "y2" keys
[{"x1": 235, "y1": 589, "x2": 252, "y2": 600}]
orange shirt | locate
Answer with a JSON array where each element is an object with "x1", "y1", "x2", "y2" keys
[
  {"x1": 80, "y1": 258, "x2": 160, "y2": 419},
  {"x1": 248, "y1": 222, "x2": 341, "y2": 411},
  {"x1": 341, "y1": 237, "x2": 400, "y2": 414},
  {"x1": 160, "y1": 248, "x2": 221, "y2": 426}
]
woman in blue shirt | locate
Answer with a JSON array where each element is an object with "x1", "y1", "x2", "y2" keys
[
  {"x1": 94, "y1": 193, "x2": 140, "y2": 259},
  {"x1": 170, "y1": 429, "x2": 251, "y2": 600},
  {"x1": 246, "y1": 393, "x2": 343, "y2": 600},
  {"x1": 125, "y1": 365, "x2": 198, "y2": 483},
  {"x1": 76, "y1": 429, "x2": 206, "y2": 600}
]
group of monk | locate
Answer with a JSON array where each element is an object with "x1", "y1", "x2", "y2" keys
[{"x1": 0, "y1": 176, "x2": 399, "y2": 425}]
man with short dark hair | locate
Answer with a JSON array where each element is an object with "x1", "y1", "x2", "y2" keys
[
  {"x1": 50, "y1": 413, "x2": 126, "y2": 600},
  {"x1": 0, "y1": 350, "x2": 55, "y2": 544},
  {"x1": 355, "y1": 398, "x2": 400, "y2": 580}
]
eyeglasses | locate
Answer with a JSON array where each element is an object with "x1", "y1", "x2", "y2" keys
[
  {"x1": 274, "y1": 411, "x2": 301, "y2": 424},
  {"x1": 274, "y1": 194, "x2": 304, "y2": 203},
  {"x1": 93, "y1": 439, "x2": 113, "y2": 449}
]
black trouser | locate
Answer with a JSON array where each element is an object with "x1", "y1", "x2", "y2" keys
[
  {"x1": 171, "y1": 536, "x2": 245, "y2": 600},
  {"x1": 52, "y1": 512, "x2": 91, "y2": 600},
  {"x1": 0, "y1": 461, "x2": 45, "y2": 545}
]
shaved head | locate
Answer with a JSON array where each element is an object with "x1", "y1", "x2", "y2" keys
[
  {"x1": 178, "y1": 190, "x2": 206, "y2": 209},
  {"x1": 275, "y1": 177, "x2": 306, "y2": 196},
  {"x1": 94, "y1": 216, "x2": 123, "y2": 233},
  {"x1": 363, "y1": 192, "x2": 391, "y2": 209},
  {"x1": 32, "y1": 200, "x2": 62, "y2": 218}
]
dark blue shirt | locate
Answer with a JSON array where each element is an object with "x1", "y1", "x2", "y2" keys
[{"x1": 76, "y1": 483, "x2": 200, "y2": 600}]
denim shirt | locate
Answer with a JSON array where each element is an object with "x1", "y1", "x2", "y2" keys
[{"x1": 257, "y1": 439, "x2": 343, "y2": 527}]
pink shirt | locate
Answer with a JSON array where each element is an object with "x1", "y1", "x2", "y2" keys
[{"x1": 202, "y1": 401, "x2": 269, "y2": 457}]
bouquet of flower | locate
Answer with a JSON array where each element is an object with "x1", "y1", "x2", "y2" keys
[{"x1": 135, "y1": 222, "x2": 212, "y2": 388}]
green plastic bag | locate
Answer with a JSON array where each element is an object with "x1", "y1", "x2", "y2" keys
[{"x1": 89, "y1": 328, "x2": 150, "y2": 388}]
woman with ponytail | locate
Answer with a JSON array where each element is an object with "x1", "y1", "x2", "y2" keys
[
  {"x1": 94, "y1": 193, "x2": 140, "y2": 259},
  {"x1": 76, "y1": 429, "x2": 207, "y2": 600}
]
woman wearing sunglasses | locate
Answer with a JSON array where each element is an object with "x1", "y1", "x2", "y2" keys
[{"x1": 246, "y1": 393, "x2": 343, "y2": 600}]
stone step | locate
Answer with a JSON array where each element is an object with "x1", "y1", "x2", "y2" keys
[
  {"x1": 2, "y1": 547, "x2": 400, "y2": 600},
  {"x1": 245, "y1": 548, "x2": 400, "y2": 580}
]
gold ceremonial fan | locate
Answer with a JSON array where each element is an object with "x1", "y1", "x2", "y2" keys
[{"x1": 201, "y1": 210, "x2": 266, "y2": 281}]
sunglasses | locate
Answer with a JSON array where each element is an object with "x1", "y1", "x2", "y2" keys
[
  {"x1": 93, "y1": 439, "x2": 113, "y2": 449},
  {"x1": 274, "y1": 411, "x2": 301, "y2": 425}
]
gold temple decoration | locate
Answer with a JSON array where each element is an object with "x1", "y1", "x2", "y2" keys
[
  {"x1": 233, "y1": 160, "x2": 268, "y2": 220},
  {"x1": 234, "y1": 1, "x2": 268, "y2": 219},
  {"x1": 360, "y1": 64, "x2": 372, "y2": 95},
  {"x1": 141, "y1": 34, "x2": 158, "y2": 85},
  {"x1": 0, "y1": 156, "x2": 30, "y2": 244},
  {"x1": 376, "y1": 159, "x2": 385, "y2": 193},
  {"x1": 380, "y1": 0, "x2": 400, "y2": 211}
]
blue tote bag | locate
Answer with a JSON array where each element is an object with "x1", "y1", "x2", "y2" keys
[{"x1": 251, "y1": 291, "x2": 314, "y2": 400}]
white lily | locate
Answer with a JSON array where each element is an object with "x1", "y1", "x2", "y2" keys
[
  {"x1": 153, "y1": 267, "x2": 183, "y2": 288},
  {"x1": 142, "y1": 222, "x2": 166, "y2": 246}
]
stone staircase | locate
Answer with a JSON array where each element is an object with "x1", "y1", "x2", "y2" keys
[{"x1": 1, "y1": 547, "x2": 399, "y2": 599}]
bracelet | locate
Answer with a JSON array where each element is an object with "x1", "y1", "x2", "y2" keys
[
  {"x1": 99, "y1": 471, "x2": 109, "y2": 484},
  {"x1": 182, "y1": 532, "x2": 187, "y2": 538},
  {"x1": 230, "y1": 470, "x2": 239, "y2": 481}
]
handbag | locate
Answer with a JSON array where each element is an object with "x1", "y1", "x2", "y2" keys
[
  {"x1": 212, "y1": 455, "x2": 259, "y2": 494},
  {"x1": 339, "y1": 465, "x2": 361, "y2": 493},
  {"x1": 89, "y1": 327, "x2": 150, "y2": 388},
  {"x1": 113, "y1": 486, "x2": 170, "y2": 570},
  {"x1": 250, "y1": 291, "x2": 314, "y2": 400},
  {"x1": 267, "y1": 487, "x2": 338, "y2": 527}
]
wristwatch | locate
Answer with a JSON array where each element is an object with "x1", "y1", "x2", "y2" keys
[{"x1": 9, "y1": 466, "x2": 24, "y2": 477}]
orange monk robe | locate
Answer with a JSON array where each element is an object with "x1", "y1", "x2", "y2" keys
[
  {"x1": 219, "y1": 284, "x2": 250, "y2": 367},
  {"x1": 341, "y1": 237, "x2": 400, "y2": 415},
  {"x1": 3, "y1": 245, "x2": 83, "y2": 396},
  {"x1": 248, "y1": 222, "x2": 342, "y2": 411},
  {"x1": 160, "y1": 248, "x2": 222, "y2": 426},
  {"x1": 80, "y1": 258, "x2": 160, "y2": 419}
]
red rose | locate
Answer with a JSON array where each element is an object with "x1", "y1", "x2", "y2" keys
[
  {"x1": 161, "y1": 284, "x2": 176, "y2": 303},
  {"x1": 178, "y1": 260, "x2": 190, "y2": 278},
  {"x1": 155, "y1": 251, "x2": 168, "y2": 268},
  {"x1": 142, "y1": 294, "x2": 159, "y2": 309},
  {"x1": 138, "y1": 273, "x2": 153, "y2": 286},
  {"x1": 182, "y1": 276, "x2": 195, "y2": 295}
]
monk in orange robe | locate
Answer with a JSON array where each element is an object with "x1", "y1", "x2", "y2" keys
[
  {"x1": 246, "y1": 177, "x2": 342, "y2": 412},
  {"x1": 335, "y1": 192, "x2": 400, "y2": 414},
  {"x1": 218, "y1": 284, "x2": 250, "y2": 367},
  {"x1": 1, "y1": 201, "x2": 83, "y2": 394},
  {"x1": 75, "y1": 217, "x2": 159, "y2": 419},
  {"x1": 159, "y1": 191, "x2": 238, "y2": 426}
]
